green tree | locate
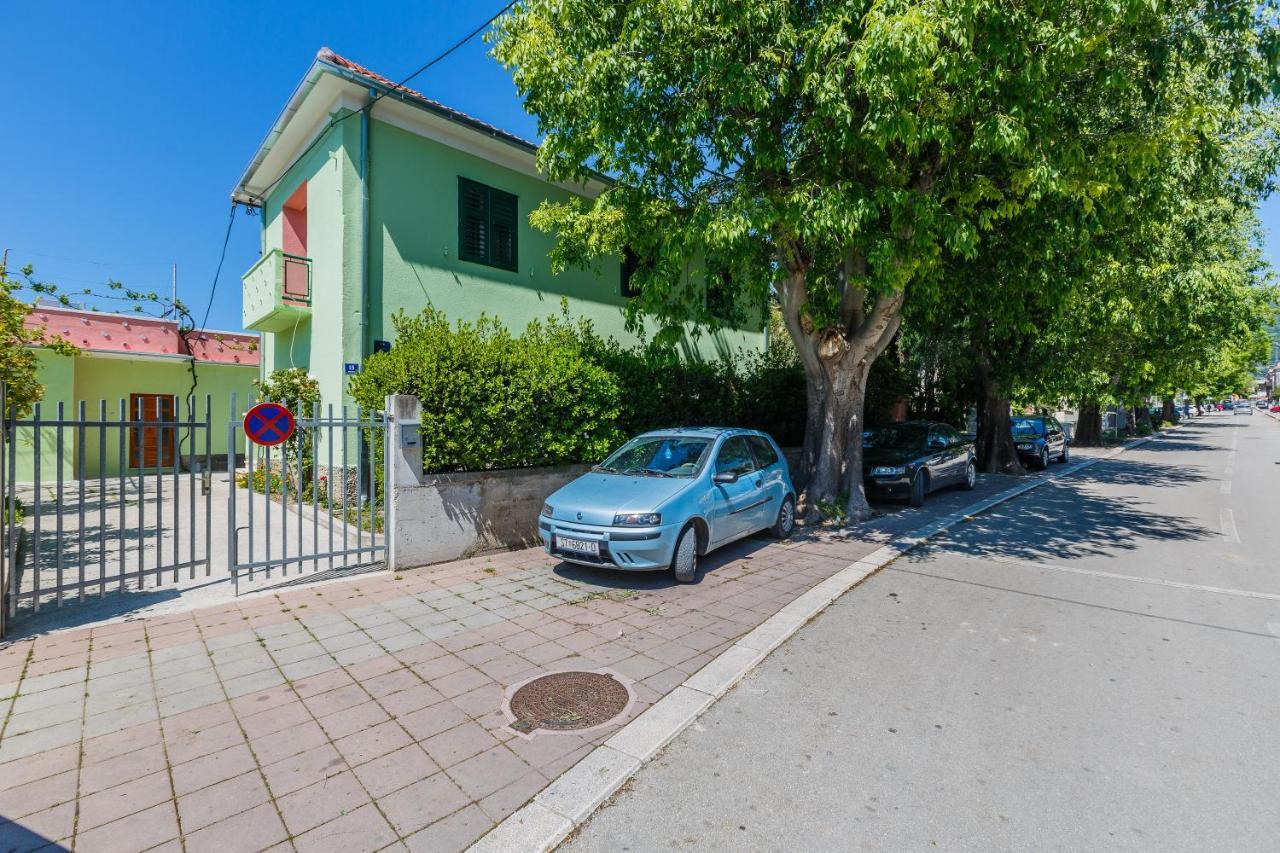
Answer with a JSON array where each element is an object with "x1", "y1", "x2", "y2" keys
[
  {"x1": 493, "y1": 0, "x2": 1278, "y2": 519},
  {"x1": 0, "y1": 263, "x2": 78, "y2": 415}
]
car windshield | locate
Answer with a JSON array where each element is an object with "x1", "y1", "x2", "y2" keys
[
  {"x1": 597, "y1": 436, "x2": 712, "y2": 478},
  {"x1": 1011, "y1": 418, "x2": 1044, "y2": 437},
  {"x1": 863, "y1": 425, "x2": 927, "y2": 451}
]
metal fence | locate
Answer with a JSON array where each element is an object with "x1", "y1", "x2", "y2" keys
[
  {"x1": 2, "y1": 391, "x2": 214, "y2": 615},
  {"x1": 227, "y1": 394, "x2": 388, "y2": 592}
]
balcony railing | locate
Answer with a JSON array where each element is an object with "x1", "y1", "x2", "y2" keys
[{"x1": 242, "y1": 249, "x2": 312, "y2": 332}]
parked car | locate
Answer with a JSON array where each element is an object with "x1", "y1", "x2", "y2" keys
[
  {"x1": 862, "y1": 421, "x2": 977, "y2": 507},
  {"x1": 1011, "y1": 415, "x2": 1070, "y2": 469},
  {"x1": 539, "y1": 428, "x2": 795, "y2": 583},
  {"x1": 1271, "y1": 403, "x2": 1280, "y2": 413}
]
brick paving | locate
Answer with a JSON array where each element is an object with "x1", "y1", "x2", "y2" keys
[{"x1": 0, "y1": 475, "x2": 1020, "y2": 852}]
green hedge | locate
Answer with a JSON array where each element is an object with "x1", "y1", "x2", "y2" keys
[
  {"x1": 348, "y1": 308, "x2": 812, "y2": 473},
  {"x1": 349, "y1": 309, "x2": 622, "y2": 472}
]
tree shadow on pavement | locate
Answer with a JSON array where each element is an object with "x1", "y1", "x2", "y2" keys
[
  {"x1": 1063, "y1": 456, "x2": 1211, "y2": 488},
  {"x1": 913, "y1": 459, "x2": 1214, "y2": 564}
]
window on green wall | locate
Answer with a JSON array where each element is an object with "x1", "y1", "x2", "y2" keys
[{"x1": 458, "y1": 177, "x2": 518, "y2": 271}]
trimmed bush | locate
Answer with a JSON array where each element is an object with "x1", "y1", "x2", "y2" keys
[
  {"x1": 349, "y1": 309, "x2": 622, "y2": 472},
  {"x1": 348, "y1": 306, "x2": 924, "y2": 473}
]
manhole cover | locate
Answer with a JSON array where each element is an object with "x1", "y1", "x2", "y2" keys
[{"x1": 508, "y1": 671, "x2": 630, "y2": 733}]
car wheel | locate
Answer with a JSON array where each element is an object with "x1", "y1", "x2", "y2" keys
[
  {"x1": 671, "y1": 524, "x2": 698, "y2": 584},
  {"x1": 769, "y1": 495, "x2": 796, "y2": 539},
  {"x1": 1037, "y1": 447, "x2": 1049, "y2": 470},
  {"x1": 909, "y1": 471, "x2": 926, "y2": 507},
  {"x1": 961, "y1": 459, "x2": 977, "y2": 491},
  {"x1": 1059, "y1": 443, "x2": 1069, "y2": 463}
]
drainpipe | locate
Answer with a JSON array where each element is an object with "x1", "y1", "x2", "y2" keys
[{"x1": 359, "y1": 89, "x2": 374, "y2": 362}]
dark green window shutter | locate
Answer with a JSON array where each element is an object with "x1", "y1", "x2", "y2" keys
[
  {"x1": 458, "y1": 177, "x2": 518, "y2": 271},
  {"x1": 489, "y1": 188, "x2": 518, "y2": 271},
  {"x1": 458, "y1": 178, "x2": 489, "y2": 264}
]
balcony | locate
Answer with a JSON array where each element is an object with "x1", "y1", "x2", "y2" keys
[{"x1": 242, "y1": 249, "x2": 311, "y2": 332}]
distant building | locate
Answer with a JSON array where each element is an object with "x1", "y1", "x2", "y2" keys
[{"x1": 16, "y1": 304, "x2": 259, "y2": 478}]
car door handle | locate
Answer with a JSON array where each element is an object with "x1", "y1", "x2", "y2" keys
[{"x1": 754, "y1": 478, "x2": 763, "y2": 488}]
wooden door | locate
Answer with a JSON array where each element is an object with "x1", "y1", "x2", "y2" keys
[{"x1": 129, "y1": 393, "x2": 176, "y2": 469}]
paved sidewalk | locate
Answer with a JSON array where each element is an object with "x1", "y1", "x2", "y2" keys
[{"x1": 0, "y1": 472, "x2": 1025, "y2": 852}]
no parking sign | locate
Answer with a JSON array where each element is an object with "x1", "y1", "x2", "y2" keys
[{"x1": 243, "y1": 402, "x2": 296, "y2": 447}]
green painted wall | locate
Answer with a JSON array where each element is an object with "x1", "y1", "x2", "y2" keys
[
  {"x1": 10, "y1": 349, "x2": 76, "y2": 481},
  {"x1": 251, "y1": 105, "x2": 765, "y2": 409},
  {"x1": 259, "y1": 114, "x2": 364, "y2": 408},
  {"x1": 366, "y1": 118, "x2": 765, "y2": 362},
  {"x1": 11, "y1": 350, "x2": 258, "y2": 481}
]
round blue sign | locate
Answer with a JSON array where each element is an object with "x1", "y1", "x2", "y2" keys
[{"x1": 243, "y1": 402, "x2": 296, "y2": 447}]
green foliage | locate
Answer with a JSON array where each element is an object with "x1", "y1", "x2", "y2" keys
[
  {"x1": 1, "y1": 264, "x2": 78, "y2": 415},
  {"x1": 349, "y1": 308, "x2": 623, "y2": 472},
  {"x1": 348, "y1": 305, "x2": 816, "y2": 472},
  {"x1": 491, "y1": 0, "x2": 1280, "y2": 515},
  {"x1": 255, "y1": 368, "x2": 321, "y2": 412},
  {"x1": 1, "y1": 497, "x2": 23, "y2": 527},
  {"x1": 235, "y1": 466, "x2": 284, "y2": 495}
]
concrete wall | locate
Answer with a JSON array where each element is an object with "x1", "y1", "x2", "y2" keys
[
  {"x1": 392, "y1": 463, "x2": 591, "y2": 569},
  {"x1": 383, "y1": 394, "x2": 584, "y2": 570}
]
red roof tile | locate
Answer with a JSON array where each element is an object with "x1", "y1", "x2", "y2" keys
[
  {"x1": 316, "y1": 47, "x2": 539, "y2": 152},
  {"x1": 25, "y1": 305, "x2": 260, "y2": 366}
]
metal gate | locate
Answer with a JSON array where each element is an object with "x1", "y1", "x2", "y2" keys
[
  {"x1": 1, "y1": 386, "x2": 214, "y2": 616},
  {"x1": 227, "y1": 394, "x2": 388, "y2": 592}
]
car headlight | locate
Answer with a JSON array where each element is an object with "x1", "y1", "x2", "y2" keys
[
  {"x1": 613, "y1": 512, "x2": 661, "y2": 527},
  {"x1": 870, "y1": 466, "x2": 905, "y2": 476},
  {"x1": 541, "y1": 503, "x2": 553, "y2": 518}
]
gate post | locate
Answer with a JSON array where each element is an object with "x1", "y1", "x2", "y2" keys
[{"x1": 384, "y1": 395, "x2": 424, "y2": 572}]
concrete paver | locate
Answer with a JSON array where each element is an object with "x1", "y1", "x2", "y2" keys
[{"x1": 0, "y1": 462, "x2": 1035, "y2": 851}]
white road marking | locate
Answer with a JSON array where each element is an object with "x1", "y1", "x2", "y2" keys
[
  {"x1": 1220, "y1": 508, "x2": 1240, "y2": 543},
  {"x1": 937, "y1": 551, "x2": 1280, "y2": 601},
  {"x1": 1220, "y1": 481, "x2": 1233, "y2": 495}
]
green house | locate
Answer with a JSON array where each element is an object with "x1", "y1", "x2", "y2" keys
[{"x1": 233, "y1": 48, "x2": 766, "y2": 406}]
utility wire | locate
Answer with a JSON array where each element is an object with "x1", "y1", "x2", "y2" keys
[
  {"x1": 248, "y1": 0, "x2": 518, "y2": 205},
  {"x1": 197, "y1": 202, "x2": 238, "y2": 332}
]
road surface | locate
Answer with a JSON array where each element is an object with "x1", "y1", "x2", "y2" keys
[{"x1": 564, "y1": 412, "x2": 1280, "y2": 852}]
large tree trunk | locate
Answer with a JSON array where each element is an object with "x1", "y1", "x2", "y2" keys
[
  {"x1": 973, "y1": 356, "x2": 1022, "y2": 473},
  {"x1": 1074, "y1": 400, "x2": 1102, "y2": 446},
  {"x1": 802, "y1": 365, "x2": 870, "y2": 516},
  {"x1": 777, "y1": 263, "x2": 903, "y2": 525},
  {"x1": 1161, "y1": 397, "x2": 1176, "y2": 423}
]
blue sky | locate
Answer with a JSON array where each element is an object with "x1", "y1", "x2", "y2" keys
[
  {"x1": 0, "y1": 0, "x2": 538, "y2": 332},
  {"x1": 3, "y1": 0, "x2": 1279, "y2": 335}
]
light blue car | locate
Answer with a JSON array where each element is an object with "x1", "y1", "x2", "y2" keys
[{"x1": 539, "y1": 428, "x2": 796, "y2": 583}]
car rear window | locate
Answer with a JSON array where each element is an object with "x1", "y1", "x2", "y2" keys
[{"x1": 1011, "y1": 418, "x2": 1043, "y2": 437}]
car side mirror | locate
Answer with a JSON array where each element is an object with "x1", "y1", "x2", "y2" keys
[{"x1": 713, "y1": 471, "x2": 739, "y2": 484}]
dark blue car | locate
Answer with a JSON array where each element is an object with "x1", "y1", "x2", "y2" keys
[{"x1": 1011, "y1": 415, "x2": 1069, "y2": 469}]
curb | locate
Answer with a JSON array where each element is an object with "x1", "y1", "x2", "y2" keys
[{"x1": 469, "y1": 431, "x2": 1166, "y2": 852}]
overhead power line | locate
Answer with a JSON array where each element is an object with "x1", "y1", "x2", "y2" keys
[
  {"x1": 197, "y1": 203, "x2": 238, "y2": 333},
  {"x1": 249, "y1": 0, "x2": 519, "y2": 205},
  {"x1": 198, "y1": 0, "x2": 518, "y2": 335}
]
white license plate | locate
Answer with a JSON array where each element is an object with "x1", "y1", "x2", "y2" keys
[{"x1": 558, "y1": 536, "x2": 599, "y2": 556}]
